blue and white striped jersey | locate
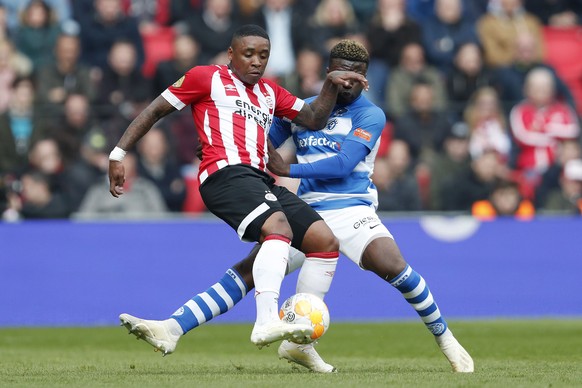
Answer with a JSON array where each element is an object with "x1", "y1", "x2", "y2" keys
[{"x1": 269, "y1": 94, "x2": 386, "y2": 211}]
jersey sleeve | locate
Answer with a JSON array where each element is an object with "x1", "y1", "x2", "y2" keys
[
  {"x1": 268, "y1": 117, "x2": 293, "y2": 149},
  {"x1": 270, "y1": 81, "x2": 305, "y2": 122},
  {"x1": 289, "y1": 139, "x2": 370, "y2": 179},
  {"x1": 161, "y1": 65, "x2": 214, "y2": 110},
  {"x1": 345, "y1": 106, "x2": 386, "y2": 150}
]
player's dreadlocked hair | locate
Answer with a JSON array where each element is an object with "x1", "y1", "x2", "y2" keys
[
  {"x1": 329, "y1": 40, "x2": 369, "y2": 65},
  {"x1": 232, "y1": 24, "x2": 270, "y2": 42}
]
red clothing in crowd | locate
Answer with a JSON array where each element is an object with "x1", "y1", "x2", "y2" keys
[{"x1": 509, "y1": 101, "x2": 579, "y2": 172}]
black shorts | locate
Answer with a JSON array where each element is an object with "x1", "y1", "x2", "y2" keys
[{"x1": 199, "y1": 165, "x2": 322, "y2": 248}]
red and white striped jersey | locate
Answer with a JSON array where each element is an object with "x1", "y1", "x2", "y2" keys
[{"x1": 162, "y1": 65, "x2": 304, "y2": 183}]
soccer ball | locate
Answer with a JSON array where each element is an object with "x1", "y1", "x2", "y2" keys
[{"x1": 279, "y1": 293, "x2": 330, "y2": 344}]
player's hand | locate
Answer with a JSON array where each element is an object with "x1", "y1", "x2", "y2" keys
[
  {"x1": 108, "y1": 160, "x2": 125, "y2": 197},
  {"x1": 267, "y1": 141, "x2": 290, "y2": 177},
  {"x1": 327, "y1": 70, "x2": 369, "y2": 91}
]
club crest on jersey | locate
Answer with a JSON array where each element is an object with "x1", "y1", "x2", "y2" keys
[
  {"x1": 326, "y1": 118, "x2": 338, "y2": 131},
  {"x1": 173, "y1": 76, "x2": 185, "y2": 88},
  {"x1": 265, "y1": 191, "x2": 277, "y2": 201},
  {"x1": 264, "y1": 96, "x2": 274, "y2": 109}
]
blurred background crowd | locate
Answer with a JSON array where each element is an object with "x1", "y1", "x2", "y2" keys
[{"x1": 1, "y1": 0, "x2": 582, "y2": 221}]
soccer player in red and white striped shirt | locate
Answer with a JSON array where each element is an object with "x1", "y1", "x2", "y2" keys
[{"x1": 108, "y1": 25, "x2": 368, "y2": 350}]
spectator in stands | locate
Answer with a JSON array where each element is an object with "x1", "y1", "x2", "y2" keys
[
  {"x1": 472, "y1": 179, "x2": 535, "y2": 220},
  {"x1": 374, "y1": 139, "x2": 422, "y2": 212},
  {"x1": 35, "y1": 33, "x2": 95, "y2": 116},
  {"x1": 495, "y1": 33, "x2": 576, "y2": 111},
  {"x1": 386, "y1": 42, "x2": 447, "y2": 119},
  {"x1": 66, "y1": 128, "x2": 111, "y2": 212},
  {"x1": 441, "y1": 149, "x2": 507, "y2": 211},
  {"x1": 509, "y1": 68, "x2": 580, "y2": 176},
  {"x1": 464, "y1": 87, "x2": 512, "y2": 162},
  {"x1": 525, "y1": 0, "x2": 582, "y2": 27},
  {"x1": 278, "y1": 47, "x2": 325, "y2": 99},
  {"x1": 0, "y1": 77, "x2": 44, "y2": 174},
  {"x1": 46, "y1": 93, "x2": 95, "y2": 164},
  {"x1": 96, "y1": 39, "x2": 151, "y2": 123},
  {"x1": 248, "y1": 0, "x2": 310, "y2": 79},
  {"x1": 79, "y1": 0, "x2": 144, "y2": 70},
  {"x1": 13, "y1": 0, "x2": 61, "y2": 71},
  {"x1": 1, "y1": 0, "x2": 71, "y2": 34},
  {"x1": 186, "y1": 0, "x2": 241, "y2": 64},
  {"x1": 365, "y1": 0, "x2": 422, "y2": 106},
  {"x1": 429, "y1": 121, "x2": 471, "y2": 210},
  {"x1": 136, "y1": 127, "x2": 186, "y2": 212},
  {"x1": 78, "y1": 152, "x2": 168, "y2": 217},
  {"x1": 542, "y1": 158, "x2": 582, "y2": 213},
  {"x1": 422, "y1": 0, "x2": 480, "y2": 75},
  {"x1": 447, "y1": 42, "x2": 498, "y2": 119},
  {"x1": 477, "y1": 0, "x2": 544, "y2": 68},
  {"x1": 168, "y1": 0, "x2": 203, "y2": 27},
  {"x1": 394, "y1": 79, "x2": 451, "y2": 166},
  {"x1": 535, "y1": 139, "x2": 582, "y2": 208},
  {"x1": 306, "y1": 0, "x2": 362, "y2": 56},
  {"x1": 2, "y1": 168, "x2": 69, "y2": 220},
  {"x1": 25, "y1": 137, "x2": 76, "y2": 214},
  {"x1": 123, "y1": 0, "x2": 174, "y2": 32},
  {"x1": 0, "y1": 39, "x2": 33, "y2": 113},
  {"x1": 152, "y1": 33, "x2": 200, "y2": 96}
]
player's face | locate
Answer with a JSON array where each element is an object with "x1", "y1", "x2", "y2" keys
[
  {"x1": 228, "y1": 36, "x2": 270, "y2": 85},
  {"x1": 328, "y1": 58, "x2": 367, "y2": 105}
]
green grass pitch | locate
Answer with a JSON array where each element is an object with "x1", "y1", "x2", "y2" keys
[{"x1": 1, "y1": 320, "x2": 581, "y2": 387}]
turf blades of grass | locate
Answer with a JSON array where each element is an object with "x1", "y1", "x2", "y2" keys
[{"x1": 0, "y1": 320, "x2": 581, "y2": 387}]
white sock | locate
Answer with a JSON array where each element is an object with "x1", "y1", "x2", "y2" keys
[
  {"x1": 296, "y1": 252, "x2": 339, "y2": 300},
  {"x1": 165, "y1": 318, "x2": 184, "y2": 336},
  {"x1": 287, "y1": 247, "x2": 306, "y2": 274},
  {"x1": 253, "y1": 236, "x2": 290, "y2": 325}
]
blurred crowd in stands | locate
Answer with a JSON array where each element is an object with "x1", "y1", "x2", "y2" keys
[{"x1": 1, "y1": 0, "x2": 582, "y2": 221}]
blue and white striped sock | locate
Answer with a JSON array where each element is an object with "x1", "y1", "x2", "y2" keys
[
  {"x1": 389, "y1": 264, "x2": 448, "y2": 336},
  {"x1": 170, "y1": 268, "x2": 249, "y2": 333}
]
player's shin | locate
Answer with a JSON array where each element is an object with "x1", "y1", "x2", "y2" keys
[
  {"x1": 170, "y1": 267, "x2": 249, "y2": 334},
  {"x1": 296, "y1": 251, "x2": 339, "y2": 300},
  {"x1": 252, "y1": 235, "x2": 291, "y2": 325},
  {"x1": 388, "y1": 264, "x2": 448, "y2": 336}
]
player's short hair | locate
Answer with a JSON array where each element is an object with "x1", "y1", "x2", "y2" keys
[
  {"x1": 232, "y1": 24, "x2": 270, "y2": 43},
  {"x1": 329, "y1": 40, "x2": 369, "y2": 65}
]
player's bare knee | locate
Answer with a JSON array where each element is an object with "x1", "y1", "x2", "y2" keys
[
  {"x1": 301, "y1": 220, "x2": 339, "y2": 253},
  {"x1": 361, "y1": 237, "x2": 406, "y2": 280}
]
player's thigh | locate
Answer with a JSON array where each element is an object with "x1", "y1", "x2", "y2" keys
[
  {"x1": 200, "y1": 166, "x2": 285, "y2": 242},
  {"x1": 319, "y1": 206, "x2": 393, "y2": 267},
  {"x1": 271, "y1": 185, "x2": 336, "y2": 251}
]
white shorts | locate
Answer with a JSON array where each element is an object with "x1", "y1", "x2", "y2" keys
[
  {"x1": 319, "y1": 205, "x2": 393, "y2": 267},
  {"x1": 288, "y1": 205, "x2": 394, "y2": 272}
]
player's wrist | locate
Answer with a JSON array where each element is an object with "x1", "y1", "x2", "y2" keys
[{"x1": 109, "y1": 146, "x2": 127, "y2": 162}]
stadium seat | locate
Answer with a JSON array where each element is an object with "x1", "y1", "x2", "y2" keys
[
  {"x1": 543, "y1": 26, "x2": 582, "y2": 114},
  {"x1": 141, "y1": 26, "x2": 175, "y2": 78}
]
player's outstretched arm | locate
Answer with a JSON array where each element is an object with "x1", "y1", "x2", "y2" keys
[
  {"x1": 108, "y1": 96, "x2": 176, "y2": 197},
  {"x1": 293, "y1": 71, "x2": 368, "y2": 130}
]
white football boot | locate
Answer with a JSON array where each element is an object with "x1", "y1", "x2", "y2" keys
[
  {"x1": 278, "y1": 340, "x2": 337, "y2": 373},
  {"x1": 435, "y1": 329, "x2": 474, "y2": 372},
  {"x1": 119, "y1": 313, "x2": 181, "y2": 356},
  {"x1": 250, "y1": 320, "x2": 314, "y2": 349}
]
